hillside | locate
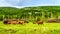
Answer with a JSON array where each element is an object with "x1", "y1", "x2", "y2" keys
[{"x1": 0, "y1": 6, "x2": 60, "y2": 21}]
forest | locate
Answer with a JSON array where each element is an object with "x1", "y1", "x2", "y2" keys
[{"x1": 0, "y1": 6, "x2": 60, "y2": 22}]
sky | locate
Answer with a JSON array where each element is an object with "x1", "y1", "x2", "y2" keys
[{"x1": 0, "y1": 0, "x2": 60, "y2": 8}]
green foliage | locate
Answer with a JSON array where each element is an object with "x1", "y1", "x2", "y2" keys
[
  {"x1": 0, "y1": 16, "x2": 3, "y2": 21},
  {"x1": 0, "y1": 6, "x2": 60, "y2": 21}
]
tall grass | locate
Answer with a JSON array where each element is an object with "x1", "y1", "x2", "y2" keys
[{"x1": 0, "y1": 21, "x2": 60, "y2": 34}]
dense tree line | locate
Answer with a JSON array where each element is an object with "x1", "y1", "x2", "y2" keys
[{"x1": 0, "y1": 6, "x2": 60, "y2": 22}]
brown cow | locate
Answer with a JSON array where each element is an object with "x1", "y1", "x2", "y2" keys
[
  {"x1": 47, "y1": 19, "x2": 60, "y2": 23},
  {"x1": 33, "y1": 20, "x2": 43, "y2": 25},
  {"x1": 3, "y1": 19, "x2": 18, "y2": 24},
  {"x1": 18, "y1": 20, "x2": 28, "y2": 25},
  {"x1": 8, "y1": 20, "x2": 18, "y2": 24}
]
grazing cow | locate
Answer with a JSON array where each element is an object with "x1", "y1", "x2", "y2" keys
[
  {"x1": 47, "y1": 20, "x2": 56, "y2": 23},
  {"x1": 8, "y1": 21, "x2": 17, "y2": 24},
  {"x1": 36, "y1": 21, "x2": 43, "y2": 25},
  {"x1": 3, "y1": 19, "x2": 18, "y2": 24},
  {"x1": 3, "y1": 19, "x2": 9, "y2": 24},
  {"x1": 56, "y1": 19, "x2": 60, "y2": 22},
  {"x1": 18, "y1": 20, "x2": 28, "y2": 25},
  {"x1": 18, "y1": 20, "x2": 24, "y2": 24},
  {"x1": 47, "y1": 19, "x2": 60, "y2": 23},
  {"x1": 33, "y1": 20, "x2": 43, "y2": 25}
]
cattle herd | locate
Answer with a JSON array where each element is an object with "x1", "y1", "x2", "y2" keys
[
  {"x1": 3, "y1": 19, "x2": 43, "y2": 25},
  {"x1": 47, "y1": 19, "x2": 60, "y2": 23},
  {"x1": 3, "y1": 19, "x2": 29, "y2": 25},
  {"x1": 3, "y1": 18, "x2": 60, "y2": 25}
]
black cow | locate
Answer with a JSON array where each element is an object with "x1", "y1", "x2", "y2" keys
[{"x1": 3, "y1": 19, "x2": 9, "y2": 24}]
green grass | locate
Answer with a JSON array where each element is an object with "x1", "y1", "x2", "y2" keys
[{"x1": 0, "y1": 21, "x2": 60, "y2": 34}]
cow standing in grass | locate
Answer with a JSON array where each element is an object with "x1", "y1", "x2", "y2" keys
[
  {"x1": 3, "y1": 19, "x2": 9, "y2": 24},
  {"x1": 18, "y1": 20, "x2": 28, "y2": 25},
  {"x1": 33, "y1": 20, "x2": 43, "y2": 25},
  {"x1": 3, "y1": 19, "x2": 18, "y2": 24},
  {"x1": 36, "y1": 21, "x2": 43, "y2": 25},
  {"x1": 47, "y1": 19, "x2": 60, "y2": 23}
]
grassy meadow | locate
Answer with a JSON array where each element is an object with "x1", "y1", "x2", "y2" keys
[
  {"x1": 0, "y1": 6, "x2": 60, "y2": 34},
  {"x1": 0, "y1": 21, "x2": 60, "y2": 34}
]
